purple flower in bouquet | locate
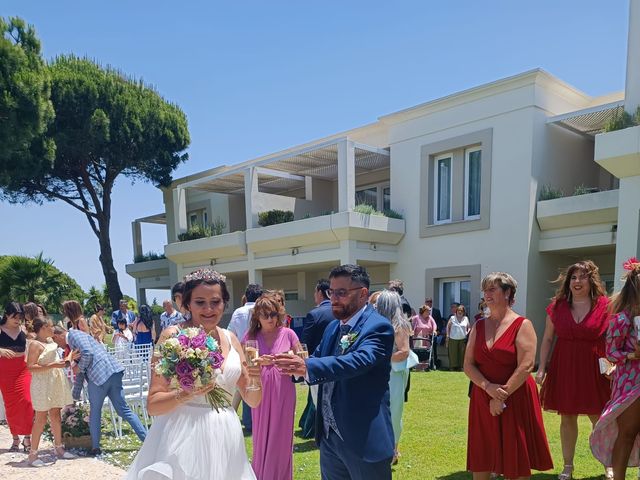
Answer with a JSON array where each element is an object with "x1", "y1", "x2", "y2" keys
[
  {"x1": 191, "y1": 332, "x2": 207, "y2": 349},
  {"x1": 178, "y1": 334, "x2": 190, "y2": 347},
  {"x1": 209, "y1": 351, "x2": 224, "y2": 369},
  {"x1": 179, "y1": 375, "x2": 195, "y2": 391},
  {"x1": 175, "y1": 360, "x2": 194, "y2": 377}
]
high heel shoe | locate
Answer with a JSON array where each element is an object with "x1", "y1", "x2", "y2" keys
[
  {"x1": 21, "y1": 436, "x2": 31, "y2": 453},
  {"x1": 55, "y1": 445, "x2": 77, "y2": 459},
  {"x1": 604, "y1": 467, "x2": 614, "y2": 480},
  {"x1": 9, "y1": 437, "x2": 20, "y2": 452},
  {"x1": 558, "y1": 465, "x2": 573, "y2": 480}
]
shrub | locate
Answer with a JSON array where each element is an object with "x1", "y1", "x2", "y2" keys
[
  {"x1": 258, "y1": 210, "x2": 294, "y2": 227},
  {"x1": 134, "y1": 251, "x2": 166, "y2": 263},
  {"x1": 178, "y1": 223, "x2": 213, "y2": 241},
  {"x1": 603, "y1": 107, "x2": 640, "y2": 132},
  {"x1": 538, "y1": 185, "x2": 564, "y2": 201},
  {"x1": 353, "y1": 203, "x2": 404, "y2": 219},
  {"x1": 211, "y1": 217, "x2": 227, "y2": 236},
  {"x1": 572, "y1": 184, "x2": 600, "y2": 196}
]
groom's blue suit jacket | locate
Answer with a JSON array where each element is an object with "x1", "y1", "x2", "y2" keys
[{"x1": 305, "y1": 304, "x2": 395, "y2": 463}]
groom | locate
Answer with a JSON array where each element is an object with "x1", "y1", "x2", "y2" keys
[{"x1": 275, "y1": 264, "x2": 395, "y2": 479}]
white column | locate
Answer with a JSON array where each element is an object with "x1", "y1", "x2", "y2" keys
[
  {"x1": 339, "y1": 239, "x2": 357, "y2": 265},
  {"x1": 244, "y1": 167, "x2": 258, "y2": 228},
  {"x1": 297, "y1": 271, "x2": 306, "y2": 301},
  {"x1": 613, "y1": 175, "x2": 640, "y2": 288},
  {"x1": 249, "y1": 268, "x2": 263, "y2": 285},
  {"x1": 337, "y1": 139, "x2": 356, "y2": 212},
  {"x1": 172, "y1": 187, "x2": 188, "y2": 239},
  {"x1": 625, "y1": 0, "x2": 640, "y2": 114},
  {"x1": 132, "y1": 221, "x2": 143, "y2": 259},
  {"x1": 304, "y1": 176, "x2": 313, "y2": 201},
  {"x1": 137, "y1": 286, "x2": 148, "y2": 306}
]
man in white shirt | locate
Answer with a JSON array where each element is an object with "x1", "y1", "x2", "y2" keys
[
  {"x1": 227, "y1": 283, "x2": 263, "y2": 434},
  {"x1": 160, "y1": 299, "x2": 183, "y2": 331}
]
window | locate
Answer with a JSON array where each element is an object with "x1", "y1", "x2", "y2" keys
[
  {"x1": 355, "y1": 186, "x2": 378, "y2": 209},
  {"x1": 440, "y1": 277, "x2": 471, "y2": 317},
  {"x1": 465, "y1": 147, "x2": 481, "y2": 219},
  {"x1": 420, "y1": 129, "x2": 492, "y2": 237},
  {"x1": 355, "y1": 183, "x2": 391, "y2": 211},
  {"x1": 187, "y1": 209, "x2": 208, "y2": 227},
  {"x1": 284, "y1": 291, "x2": 299, "y2": 301},
  {"x1": 434, "y1": 154, "x2": 452, "y2": 223}
]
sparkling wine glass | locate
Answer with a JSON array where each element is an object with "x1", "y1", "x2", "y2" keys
[
  {"x1": 244, "y1": 340, "x2": 261, "y2": 391},
  {"x1": 297, "y1": 343, "x2": 309, "y2": 360}
]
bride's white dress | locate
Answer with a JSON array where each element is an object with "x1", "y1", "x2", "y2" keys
[{"x1": 125, "y1": 330, "x2": 256, "y2": 480}]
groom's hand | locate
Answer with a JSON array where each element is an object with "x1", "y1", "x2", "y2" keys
[{"x1": 273, "y1": 353, "x2": 307, "y2": 377}]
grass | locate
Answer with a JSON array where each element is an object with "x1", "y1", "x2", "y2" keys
[{"x1": 97, "y1": 371, "x2": 635, "y2": 479}]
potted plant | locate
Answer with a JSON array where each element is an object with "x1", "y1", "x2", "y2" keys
[{"x1": 59, "y1": 403, "x2": 93, "y2": 449}]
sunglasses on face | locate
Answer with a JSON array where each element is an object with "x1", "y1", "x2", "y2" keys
[{"x1": 259, "y1": 312, "x2": 279, "y2": 319}]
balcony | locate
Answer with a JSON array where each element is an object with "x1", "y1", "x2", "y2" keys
[
  {"x1": 125, "y1": 258, "x2": 172, "y2": 290},
  {"x1": 246, "y1": 211, "x2": 405, "y2": 253},
  {"x1": 165, "y1": 231, "x2": 247, "y2": 264},
  {"x1": 595, "y1": 125, "x2": 640, "y2": 178},
  {"x1": 536, "y1": 189, "x2": 618, "y2": 253}
]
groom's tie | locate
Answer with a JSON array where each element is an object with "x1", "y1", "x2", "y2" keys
[{"x1": 322, "y1": 323, "x2": 352, "y2": 439}]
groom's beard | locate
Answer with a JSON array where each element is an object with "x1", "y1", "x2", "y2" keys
[{"x1": 332, "y1": 298, "x2": 360, "y2": 321}]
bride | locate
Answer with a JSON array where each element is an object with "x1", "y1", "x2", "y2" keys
[{"x1": 126, "y1": 269, "x2": 262, "y2": 480}]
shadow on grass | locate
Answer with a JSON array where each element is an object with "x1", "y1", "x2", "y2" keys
[
  {"x1": 293, "y1": 440, "x2": 318, "y2": 453},
  {"x1": 294, "y1": 430, "x2": 315, "y2": 440}
]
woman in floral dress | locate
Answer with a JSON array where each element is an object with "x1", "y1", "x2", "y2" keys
[{"x1": 591, "y1": 258, "x2": 640, "y2": 480}]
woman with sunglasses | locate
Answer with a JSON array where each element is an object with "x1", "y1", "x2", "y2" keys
[
  {"x1": 244, "y1": 293, "x2": 302, "y2": 480},
  {"x1": 0, "y1": 302, "x2": 34, "y2": 452}
]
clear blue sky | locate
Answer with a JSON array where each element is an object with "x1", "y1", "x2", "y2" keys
[{"x1": 0, "y1": 1, "x2": 630, "y2": 302}]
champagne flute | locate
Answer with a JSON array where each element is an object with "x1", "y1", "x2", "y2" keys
[
  {"x1": 296, "y1": 343, "x2": 309, "y2": 360},
  {"x1": 244, "y1": 340, "x2": 261, "y2": 391}
]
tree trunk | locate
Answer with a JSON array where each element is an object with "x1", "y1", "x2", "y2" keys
[{"x1": 96, "y1": 218, "x2": 123, "y2": 312}]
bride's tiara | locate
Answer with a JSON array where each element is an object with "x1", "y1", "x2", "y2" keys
[{"x1": 184, "y1": 269, "x2": 227, "y2": 284}]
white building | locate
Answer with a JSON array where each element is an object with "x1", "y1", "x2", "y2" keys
[{"x1": 127, "y1": 2, "x2": 640, "y2": 335}]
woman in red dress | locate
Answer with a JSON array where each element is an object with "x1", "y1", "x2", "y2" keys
[
  {"x1": 465, "y1": 272, "x2": 553, "y2": 479},
  {"x1": 536, "y1": 260, "x2": 611, "y2": 480},
  {"x1": 0, "y1": 302, "x2": 34, "y2": 452}
]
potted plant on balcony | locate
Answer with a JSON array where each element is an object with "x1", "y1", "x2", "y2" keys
[{"x1": 258, "y1": 209, "x2": 294, "y2": 226}]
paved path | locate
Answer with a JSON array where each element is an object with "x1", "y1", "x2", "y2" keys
[{"x1": 0, "y1": 424, "x2": 125, "y2": 479}]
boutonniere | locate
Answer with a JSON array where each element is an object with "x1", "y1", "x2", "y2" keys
[{"x1": 340, "y1": 333, "x2": 358, "y2": 353}]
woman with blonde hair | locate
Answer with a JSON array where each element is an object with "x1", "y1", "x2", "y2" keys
[
  {"x1": 245, "y1": 293, "x2": 301, "y2": 480},
  {"x1": 536, "y1": 260, "x2": 611, "y2": 480},
  {"x1": 376, "y1": 289, "x2": 413, "y2": 465},
  {"x1": 591, "y1": 257, "x2": 640, "y2": 480},
  {"x1": 465, "y1": 272, "x2": 552, "y2": 479},
  {"x1": 62, "y1": 300, "x2": 89, "y2": 333}
]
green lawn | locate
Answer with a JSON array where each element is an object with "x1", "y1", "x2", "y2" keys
[{"x1": 99, "y1": 371, "x2": 635, "y2": 479}]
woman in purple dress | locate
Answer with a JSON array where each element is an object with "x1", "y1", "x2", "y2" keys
[{"x1": 243, "y1": 293, "x2": 302, "y2": 480}]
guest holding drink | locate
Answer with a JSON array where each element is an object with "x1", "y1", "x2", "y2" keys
[
  {"x1": 591, "y1": 257, "x2": 640, "y2": 480},
  {"x1": 536, "y1": 260, "x2": 611, "y2": 480},
  {"x1": 244, "y1": 293, "x2": 301, "y2": 480},
  {"x1": 26, "y1": 317, "x2": 77, "y2": 466},
  {"x1": 465, "y1": 272, "x2": 553, "y2": 479},
  {"x1": 0, "y1": 302, "x2": 34, "y2": 452}
]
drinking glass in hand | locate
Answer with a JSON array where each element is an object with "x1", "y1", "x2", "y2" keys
[
  {"x1": 244, "y1": 340, "x2": 261, "y2": 391},
  {"x1": 297, "y1": 343, "x2": 309, "y2": 360}
]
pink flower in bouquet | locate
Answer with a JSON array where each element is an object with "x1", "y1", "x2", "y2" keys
[
  {"x1": 179, "y1": 375, "x2": 195, "y2": 390},
  {"x1": 178, "y1": 335, "x2": 190, "y2": 347},
  {"x1": 209, "y1": 351, "x2": 224, "y2": 369},
  {"x1": 175, "y1": 360, "x2": 193, "y2": 377},
  {"x1": 191, "y1": 332, "x2": 207, "y2": 349}
]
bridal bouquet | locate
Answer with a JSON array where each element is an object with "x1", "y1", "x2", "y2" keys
[{"x1": 155, "y1": 327, "x2": 230, "y2": 411}]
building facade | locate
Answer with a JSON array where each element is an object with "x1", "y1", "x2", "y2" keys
[{"x1": 127, "y1": 2, "x2": 640, "y2": 335}]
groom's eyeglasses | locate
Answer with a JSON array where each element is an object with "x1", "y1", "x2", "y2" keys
[{"x1": 327, "y1": 287, "x2": 363, "y2": 298}]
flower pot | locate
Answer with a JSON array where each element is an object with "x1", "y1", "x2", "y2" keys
[{"x1": 62, "y1": 432, "x2": 92, "y2": 450}]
